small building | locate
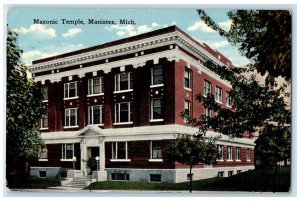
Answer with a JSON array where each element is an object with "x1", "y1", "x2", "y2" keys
[{"x1": 29, "y1": 25, "x2": 255, "y2": 183}]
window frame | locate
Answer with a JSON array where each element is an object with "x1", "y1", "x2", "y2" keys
[
  {"x1": 110, "y1": 141, "x2": 130, "y2": 162},
  {"x1": 114, "y1": 102, "x2": 132, "y2": 124},
  {"x1": 41, "y1": 85, "x2": 48, "y2": 102},
  {"x1": 150, "y1": 174, "x2": 162, "y2": 182},
  {"x1": 64, "y1": 108, "x2": 78, "y2": 128},
  {"x1": 88, "y1": 77, "x2": 104, "y2": 96},
  {"x1": 227, "y1": 146, "x2": 233, "y2": 161},
  {"x1": 149, "y1": 141, "x2": 163, "y2": 162},
  {"x1": 151, "y1": 66, "x2": 163, "y2": 86},
  {"x1": 226, "y1": 91, "x2": 232, "y2": 107},
  {"x1": 217, "y1": 145, "x2": 224, "y2": 161},
  {"x1": 150, "y1": 97, "x2": 164, "y2": 121},
  {"x1": 204, "y1": 107, "x2": 212, "y2": 118},
  {"x1": 114, "y1": 72, "x2": 132, "y2": 93},
  {"x1": 184, "y1": 67, "x2": 191, "y2": 89},
  {"x1": 61, "y1": 143, "x2": 75, "y2": 161},
  {"x1": 246, "y1": 148, "x2": 251, "y2": 161},
  {"x1": 236, "y1": 147, "x2": 241, "y2": 161},
  {"x1": 111, "y1": 173, "x2": 129, "y2": 181},
  {"x1": 38, "y1": 146, "x2": 48, "y2": 161},
  {"x1": 215, "y1": 86, "x2": 223, "y2": 103},
  {"x1": 88, "y1": 105, "x2": 103, "y2": 125},
  {"x1": 64, "y1": 82, "x2": 78, "y2": 99},
  {"x1": 40, "y1": 113, "x2": 49, "y2": 129},
  {"x1": 203, "y1": 80, "x2": 211, "y2": 97}
]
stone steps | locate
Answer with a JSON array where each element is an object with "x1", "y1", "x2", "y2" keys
[{"x1": 62, "y1": 176, "x2": 92, "y2": 188}]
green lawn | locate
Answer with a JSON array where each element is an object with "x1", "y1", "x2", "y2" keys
[
  {"x1": 86, "y1": 166, "x2": 290, "y2": 192},
  {"x1": 6, "y1": 176, "x2": 61, "y2": 189}
]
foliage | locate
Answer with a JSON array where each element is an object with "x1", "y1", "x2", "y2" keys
[
  {"x1": 197, "y1": 10, "x2": 291, "y2": 84},
  {"x1": 163, "y1": 135, "x2": 219, "y2": 166},
  {"x1": 82, "y1": 157, "x2": 97, "y2": 171},
  {"x1": 86, "y1": 167, "x2": 290, "y2": 192},
  {"x1": 7, "y1": 176, "x2": 61, "y2": 189},
  {"x1": 6, "y1": 30, "x2": 45, "y2": 160}
]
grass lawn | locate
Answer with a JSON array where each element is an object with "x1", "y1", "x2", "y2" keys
[
  {"x1": 6, "y1": 176, "x2": 61, "y2": 189},
  {"x1": 86, "y1": 166, "x2": 290, "y2": 192}
]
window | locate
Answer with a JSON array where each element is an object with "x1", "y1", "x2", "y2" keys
[
  {"x1": 88, "y1": 77, "x2": 103, "y2": 95},
  {"x1": 64, "y1": 108, "x2": 78, "y2": 127},
  {"x1": 41, "y1": 85, "x2": 48, "y2": 101},
  {"x1": 227, "y1": 146, "x2": 232, "y2": 160},
  {"x1": 184, "y1": 67, "x2": 191, "y2": 89},
  {"x1": 150, "y1": 141, "x2": 162, "y2": 159},
  {"x1": 236, "y1": 147, "x2": 241, "y2": 161},
  {"x1": 218, "y1": 171, "x2": 224, "y2": 177},
  {"x1": 111, "y1": 142, "x2": 129, "y2": 160},
  {"x1": 237, "y1": 170, "x2": 242, "y2": 174},
  {"x1": 205, "y1": 107, "x2": 212, "y2": 118},
  {"x1": 228, "y1": 171, "x2": 234, "y2": 177},
  {"x1": 184, "y1": 100, "x2": 191, "y2": 116},
  {"x1": 150, "y1": 174, "x2": 161, "y2": 182},
  {"x1": 114, "y1": 102, "x2": 132, "y2": 123},
  {"x1": 39, "y1": 171, "x2": 47, "y2": 178},
  {"x1": 62, "y1": 143, "x2": 74, "y2": 159},
  {"x1": 215, "y1": 86, "x2": 222, "y2": 103},
  {"x1": 41, "y1": 114, "x2": 48, "y2": 129},
  {"x1": 88, "y1": 105, "x2": 103, "y2": 125},
  {"x1": 217, "y1": 145, "x2": 224, "y2": 160},
  {"x1": 226, "y1": 92, "x2": 232, "y2": 106},
  {"x1": 64, "y1": 82, "x2": 77, "y2": 98},
  {"x1": 246, "y1": 148, "x2": 251, "y2": 161},
  {"x1": 38, "y1": 146, "x2": 48, "y2": 160},
  {"x1": 151, "y1": 66, "x2": 163, "y2": 85},
  {"x1": 114, "y1": 73, "x2": 132, "y2": 92},
  {"x1": 111, "y1": 173, "x2": 129, "y2": 181},
  {"x1": 203, "y1": 80, "x2": 211, "y2": 96},
  {"x1": 151, "y1": 98, "x2": 163, "y2": 120}
]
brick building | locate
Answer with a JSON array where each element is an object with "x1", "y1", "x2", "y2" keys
[{"x1": 29, "y1": 25, "x2": 255, "y2": 183}]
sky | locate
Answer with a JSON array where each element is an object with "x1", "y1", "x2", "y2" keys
[{"x1": 7, "y1": 7, "x2": 250, "y2": 67}]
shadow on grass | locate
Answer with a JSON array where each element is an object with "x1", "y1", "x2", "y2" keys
[{"x1": 6, "y1": 176, "x2": 61, "y2": 189}]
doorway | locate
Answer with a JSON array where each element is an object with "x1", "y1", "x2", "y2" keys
[{"x1": 87, "y1": 147, "x2": 100, "y2": 159}]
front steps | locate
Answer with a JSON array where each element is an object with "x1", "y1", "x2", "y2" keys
[{"x1": 62, "y1": 175, "x2": 93, "y2": 189}]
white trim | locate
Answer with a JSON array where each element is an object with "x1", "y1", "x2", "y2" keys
[
  {"x1": 63, "y1": 96, "x2": 79, "y2": 101},
  {"x1": 64, "y1": 81, "x2": 78, "y2": 99},
  {"x1": 113, "y1": 89, "x2": 133, "y2": 94},
  {"x1": 184, "y1": 87, "x2": 192, "y2": 91},
  {"x1": 114, "y1": 72, "x2": 132, "y2": 92},
  {"x1": 148, "y1": 159, "x2": 163, "y2": 162},
  {"x1": 150, "y1": 119, "x2": 164, "y2": 122},
  {"x1": 113, "y1": 122, "x2": 133, "y2": 125},
  {"x1": 60, "y1": 159, "x2": 74, "y2": 162},
  {"x1": 39, "y1": 127, "x2": 49, "y2": 131},
  {"x1": 38, "y1": 159, "x2": 48, "y2": 162},
  {"x1": 150, "y1": 84, "x2": 164, "y2": 88},
  {"x1": 110, "y1": 159, "x2": 131, "y2": 162},
  {"x1": 42, "y1": 100, "x2": 49, "y2": 103},
  {"x1": 226, "y1": 160, "x2": 234, "y2": 162},
  {"x1": 87, "y1": 93, "x2": 104, "y2": 97}
]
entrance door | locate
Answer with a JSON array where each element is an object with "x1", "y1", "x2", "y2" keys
[
  {"x1": 88, "y1": 147, "x2": 100, "y2": 159},
  {"x1": 87, "y1": 147, "x2": 100, "y2": 172}
]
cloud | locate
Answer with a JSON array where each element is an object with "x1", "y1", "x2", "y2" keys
[
  {"x1": 187, "y1": 21, "x2": 215, "y2": 33},
  {"x1": 210, "y1": 40, "x2": 229, "y2": 49},
  {"x1": 151, "y1": 22, "x2": 159, "y2": 27},
  {"x1": 105, "y1": 24, "x2": 152, "y2": 37},
  {"x1": 13, "y1": 24, "x2": 56, "y2": 38},
  {"x1": 218, "y1": 20, "x2": 232, "y2": 30},
  {"x1": 22, "y1": 43, "x2": 84, "y2": 65},
  {"x1": 62, "y1": 28, "x2": 82, "y2": 38}
]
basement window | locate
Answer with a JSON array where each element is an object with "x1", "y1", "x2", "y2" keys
[
  {"x1": 111, "y1": 173, "x2": 129, "y2": 181},
  {"x1": 39, "y1": 171, "x2": 47, "y2": 178},
  {"x1": 150, "y1": 174, "x2": 161, "y2": 182}
]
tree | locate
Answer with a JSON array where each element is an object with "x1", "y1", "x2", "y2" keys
[
  {"x1": 197, "y1": 10, "x2": 291, "y2": 84},
  {"x1": 163, "y1": 135, "x2": 219, "y2": 193},
  {"x1": 6, "y1": 30, "x2": 45, "y2": 177}
]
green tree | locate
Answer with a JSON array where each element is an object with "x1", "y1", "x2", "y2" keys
[
  {"x1": 197, "y1": 10, "x2": 291, "y2": 84},
  {"x1": 6, "y1": 30, "x2": 45, "y2": 177},
  {"x1": 163, "y1": 135, "x2": 219, "y2": 193}
]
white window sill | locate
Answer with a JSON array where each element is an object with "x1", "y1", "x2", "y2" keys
[
  {"x1": 215, "y1": 100, "x2": 223, "y2": 104},
  {"x1": 148, "y1": 159, "x2": 163, "y2": 162},
  {"x1": 88, "y1": 123, "x2": 104, "y2": 126},
  {"x1": 87, "y1": 93, "x2": 104, "y2": 97},
  {"x1": 226, "y1": 104, "x2": 232, "y2": 108},
  {"x1": 64, "y1": 96, "x2": 79, "y2": 100},
  {"x1": 110, "y1": 159, "x2": 131, "y2": 162},
  {"x1": 236, "y1": 160, "x2": 241, "y2": 162},
  {"x1": 63, "y1": 125, "x2": 79, "y2": 129},
  {"x1": 42, "y1": 100, "x2": 49, "y2": 103},
  {"x1": 40, "y1": 127, "x2": 49, "y2": 131},
  {"x1": 38, "y1": 159, "x2": 48, "y2": 162},
  {"x1": 217, "y1": 159, "x2": 224, "y2": 162},
  {"x1": 226, "y1": 159, "x2": 233, "y2": 162},
  {"x1": 60, "y1": 159, "x2": 74, "y2": 162},
  {"x1": 247, "y1": 160, "x2": 251, "y2": 162},
  {"x1": 113, "y1": 89, "x2": 133, "y2": 94},
  {"x1": 150, "y1": 119, "x2": 164, "y2": 122},
  {"x1": 113, "y1": 122, "x2": 133, "y2": 125},
  {"x1": 150, "y1": 84, "x2": 164, "y2": 88},
  {"x1": 184, "y1": 87, "x2": 192, "y2": 91}
]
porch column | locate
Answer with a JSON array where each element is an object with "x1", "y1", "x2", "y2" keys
[{"x1": 99, "y1": 137, "x2": 105, "y2": 171}]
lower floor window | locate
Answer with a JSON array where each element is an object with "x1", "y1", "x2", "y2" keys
[
  {"x1": 39, "y1": 171, "x2": 47, "y2": 178},
  {"x1": 228, "y1": 171, "x2": 234, "y2": 176},
  {"x1": 111, "y1": 142, "x2": 129, "y2": 159},
  {"x1": 38, "y1": 146, "x2": 48, "y2": 159},
  {"x1": 62, "y1": 143, "x2": 74, "y2": 159},
  {"x1": 111, "y1": 173, "x2": 129, "y2": 181},
  {"x1": 218, "y1": 171, "x2": 224, "y2": 177},
  {"x1": 237, "y1": 170, "x2": 242, "y2": 174},
  {"x1": 150, "y1": 174, "x2": 161, "y2": 182}
]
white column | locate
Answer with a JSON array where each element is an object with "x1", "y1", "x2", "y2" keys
[{"x1": 99, "y1": 138, "x2": 105, "y2": 171}]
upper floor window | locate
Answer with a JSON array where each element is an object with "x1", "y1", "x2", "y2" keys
[
  {"x1": 215, "y1": 86, "x2": 223, "y2": 103},
  {"x1": 236, "y1": 147, "x2": 241, "y2": 161},
  {"x1": 62, "y1": 143, "x2": 74, "y2": 160},
  {"x1": 226, "y1": 91, "x2": 233, "y2": 106},
  {"x1": 114, "y1": 102, "x2": 132, "y2": 123},
  {"x1": 204, "y1": 80, "x2": 211, "y2": 96},
  {"x1": 88, "y1": 77, "x2": 103, "y2": 95},
  {"x1": 114, "y1": 73, "x2": 132, "y2": 92},
  {"x1": 227, "y1": 146, "x2": 232, "y2": 160},
  {"x1": 111, "y1": 141, "x2": 129, "y2": 160},
  {"x1": 88, "y1": 105, "x2": 103, "y2": 125},
  {"x1": 64, "y1": 108, "x2": 78, "y2": 127},
  {"x1": 184, "y1": 67, "x2": 191, "y2": 89},
  {"x1": 41, "y1": 85, "x2": 48, "y2": 101},
  {"x1": 150, "y1": 141, "x2": 162, "y2": 159},
  {"x1": 40, "y1": 114, "x2": 48, "y2": 129},
  {"x1": 151, "y1": 98, "x2": 163, "y2": 120},
  {"x1": 217, "y1": 145, "x2": 224, "y2": 160},
  {"x1": 184, "y1": 100, "x2": 191, "y2": 116},
  {"x1": 246, "y1": 148, "x2": 251, "y2": 161},
  {"x1": 151, "y1": 66, "x2": 163, "y2": 86},
  {"x1": 64, "y1": 82, "x2": 77, "y2": 99}
]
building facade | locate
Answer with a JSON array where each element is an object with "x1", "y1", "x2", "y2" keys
[{"x1": 29, "y1": 26, "x2": 255, "y2": 183}]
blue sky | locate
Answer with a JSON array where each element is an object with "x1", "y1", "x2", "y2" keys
[{"x1": 7, "y1": 8, "x2": 250, "y2": 67}]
